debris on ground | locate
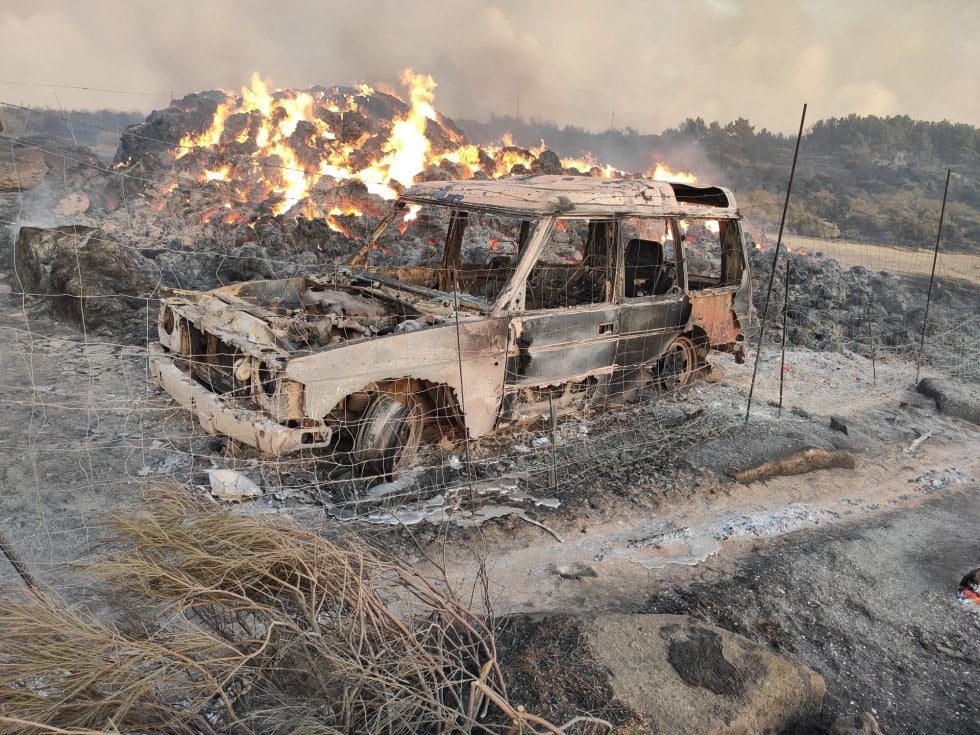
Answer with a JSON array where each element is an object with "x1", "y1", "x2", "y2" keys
[
  {"x1": 958, "y1": 567, "x2": 980, "y2": 605},
  {"x1": 206, "y1": 468, "x2": 262, "y2": 501},
  {"x1": 0, "y1": 490, "x2": 600, "y2": 735},
  {"x1": 734, "y1": 447, "x2": 855, "y2": 484},
  {"x1": 908, "y1": 467, "x2": 968, "y2": 493}
]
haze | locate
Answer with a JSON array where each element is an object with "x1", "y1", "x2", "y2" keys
[{"x1": 1, "y1": 0, "x2": 978, "y2": 134}]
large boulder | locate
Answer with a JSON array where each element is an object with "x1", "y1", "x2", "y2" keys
[
  {"x1": 496, "y1": 613, "x2": 825, "y2": 734},
  {"x1": 586, "y1": 614, "x2": 825, "y2": 735},
  {"x1": 0, "y1": 146, "x2": 48, "y2": 192}
]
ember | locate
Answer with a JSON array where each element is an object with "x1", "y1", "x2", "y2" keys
[{"x1": 958, "y1": 568, "x2": 980, "y2": 605}]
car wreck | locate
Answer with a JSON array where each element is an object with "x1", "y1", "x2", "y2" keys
[{"x1": 151, "y1": 175, "x2": 752, "y2": 476}]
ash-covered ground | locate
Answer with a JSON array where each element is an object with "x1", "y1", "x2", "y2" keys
[{"x1": 1, "y1": 88, "x2": 978, "y2": 733}]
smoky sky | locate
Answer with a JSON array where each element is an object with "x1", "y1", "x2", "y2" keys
[{"x1": 1, "y1": 0, "x2": 978, "y2": 134}]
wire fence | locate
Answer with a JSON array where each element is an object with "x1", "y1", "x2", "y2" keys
[{"x1": 1, "y1": 100, "x2": 978, "y2": 596}]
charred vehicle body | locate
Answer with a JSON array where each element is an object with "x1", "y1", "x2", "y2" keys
[{"x1": 151, "y1": 175, "x2": 751, "y2": 476}]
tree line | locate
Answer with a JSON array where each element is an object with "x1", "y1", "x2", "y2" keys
[{"x1": 459, "y1": 114, "x2": 980, "y2": 252}]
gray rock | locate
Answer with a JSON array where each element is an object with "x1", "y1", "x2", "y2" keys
[
  {"x1": 554, "y1": 562, "x2": 598, "y2": 580},
  {"x1": 831, "y1": 711, "x2": 885, "y2": 735},
  {"x1": 916, "y1": 377, "x2": 980, "y2": 425}
]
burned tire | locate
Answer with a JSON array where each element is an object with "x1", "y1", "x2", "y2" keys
[
  {"x1": 657, "y1": 335, "x2": 700, "y2": 391},
  {"x1": 352, "y1": 394, "x2": 423, "y2": 478}
]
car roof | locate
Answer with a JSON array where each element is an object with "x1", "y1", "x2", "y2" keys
[{"x1": 400, "y1": 174, "x2": 739, "y2": 218}]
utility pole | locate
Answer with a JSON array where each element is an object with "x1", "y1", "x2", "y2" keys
[
  {"x1": 745, "y1": 103, "x2": 807, "y2": 425},
  {"x1": 915, "y1": 168, "x2": 951, "y2": 382}
]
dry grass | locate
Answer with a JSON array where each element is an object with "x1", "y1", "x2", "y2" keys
[
  {"x1": 779, "y1": 234, "x2": 980, "y2": 284},
  {"x1": 0, "y1": 489, "x2": 601, "y2": 735}
]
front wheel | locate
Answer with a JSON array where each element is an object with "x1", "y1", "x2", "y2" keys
[
  {"x1": 352, "y1": 394, "x2": 423, "y2": 478},
  {"x1": 657, "y1": 335, "x2": 700, "y2": 391}
]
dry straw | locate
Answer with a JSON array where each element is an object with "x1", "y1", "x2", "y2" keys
[{"x1": 0, "y1": 488, "x2": 606, "y2": 735}]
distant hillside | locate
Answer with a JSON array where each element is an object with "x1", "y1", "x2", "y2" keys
[
  {"x1": 0, "y1": 107, "x2": 144, "y2": 160},
  {"x1": 460, "y1": 114, "x2": 980, "y2": 251}
]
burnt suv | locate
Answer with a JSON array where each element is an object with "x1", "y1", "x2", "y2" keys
[{"x1": 151, "y1": 175, "x2": 751, "y2": 476}]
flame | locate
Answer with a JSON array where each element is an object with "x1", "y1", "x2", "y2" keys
[
  {"x1": 173, "y1": 70, "x2": 452, "y2": 212},
  {"x1": 204, "y1": 166, "x2": 231, "y2": 182},
  {"x1": 679, "y1": 219, "x2": 719, "y2": 237},
  {"x1": 398, "y1": 203, "x2": 421, "y2": 234},
  {"x1": 176, "y1": 96, "x2": 233, "y2": 158},
  {"x1": 385, "y1": 70, "x2": 437, "y2": 187},
  {"x1": 168, "y1": 70, "x2": 701, "y2": 227},
  {"x1": 326, "y1": 206, "x2": 365, "y2": 237},
  {"x1": 650, "y1": 163, "x2": 697, "y2": 184}
]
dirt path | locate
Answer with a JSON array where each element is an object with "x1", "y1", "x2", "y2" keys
[{"x1": 425, "y1": 418, "x2": 978, "y2": 615}]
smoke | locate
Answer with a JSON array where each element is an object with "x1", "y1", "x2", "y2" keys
[{"x1": 1, "y1": 0, "x2": 978, "y2": 133}]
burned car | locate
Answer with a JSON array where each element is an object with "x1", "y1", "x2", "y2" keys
[{"x1": 151, "y1": 175, "x2": 751, "y2": 476}]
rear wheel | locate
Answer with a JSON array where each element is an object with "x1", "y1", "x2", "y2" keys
[
  {"x1": 657, "y1": 335, "x2": 700, "y2": 391},
  {"x1": 352, "y1": 394, "x2": 423, "y2": 478}
]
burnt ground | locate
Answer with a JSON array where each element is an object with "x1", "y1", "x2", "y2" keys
[
  {"x1": 645, "y1": 490, "x2": 980, "y2": 734},
  {"x1": 488, "y1": 491, "x2": 980, "y2": 734},
  {"x1": 1, "y1": 269, "x2": 978, "y2": 733}
]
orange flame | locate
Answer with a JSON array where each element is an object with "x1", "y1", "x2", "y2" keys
[
  {"x1": 204, "y1": 166, "x2": 232, "y2": 182},
  {"x1": 398, "y1": 203, "x2": 421, "y2": 234},
  {"x1": 326, "y1": 206, "x2": 365, "y2": 237},
  {"x1": 170, "y1": 71, "x2": 700, "y2": 227},
  {"x1": 650, "y1": 163, "x2": 697, "y2": 184}
]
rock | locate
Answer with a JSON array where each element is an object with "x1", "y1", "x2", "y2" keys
[
  {"x1": 831, "y1": 711, "x2": 885, "y2": 735},
  {"x1": 830, "y1": 416, "x2": 848, "y2": 434},
  {"x1": 16, "y1": 225, "x2": 100, "y2": 293},
  {"x1": 554, "y1": 562, "x2": 598, "y2": 579},
  {"x1": 585, "y1": 614, "x2": 825, "y2": 735},
  {"x1": 207, "y1": 469, "x2": 262, "y2": 501},
  {"x1": 54, "y1": 192, "x2": 90, "y2": 216},
  {"x1": 0, "y1": 146, "x2": 48, "y2": 192},
  {"x1": 916, "y1": 377, "x2": 980, "y2": 425}
]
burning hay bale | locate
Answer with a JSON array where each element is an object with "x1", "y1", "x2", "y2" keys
[
  {"x1": 0, "y1": 488, "x2": 590, "y2": 735},
  {"x1": 113, "y1": 72, "x2": 613, "y2": 243}
]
